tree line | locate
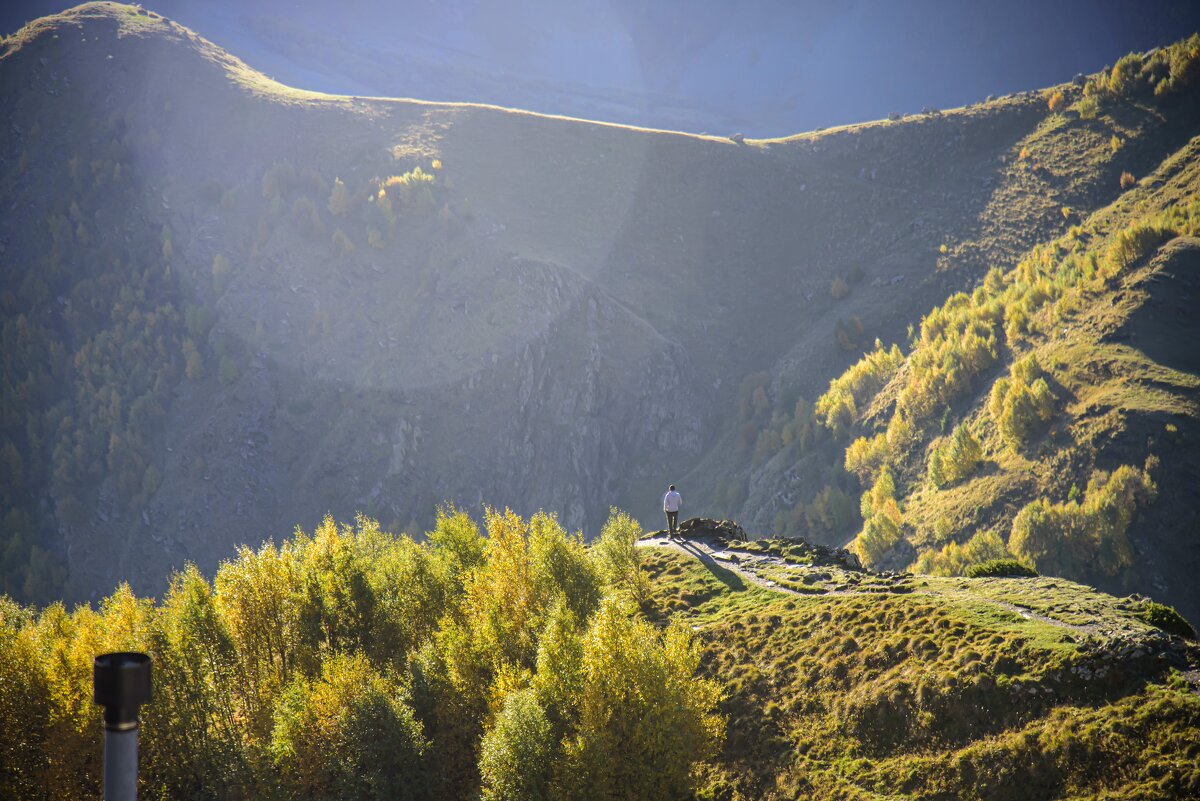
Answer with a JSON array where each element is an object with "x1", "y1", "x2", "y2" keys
[{"x1": 0, "y1": 507, "x2": 722, "y2": 801}]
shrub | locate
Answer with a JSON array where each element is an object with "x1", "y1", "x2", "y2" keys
[
  {"x1": 1010, "y1": 465, "x2": 1155, "y2": 577},
  {"x1": 830, "y1": 277, "x2": 850, "y2": 299},
  {"x1": 1077, "y1": 95, "x2": 1100, "y2": 119},
  {"x1": 912, "y1": 530, "x2": 1010, "y2": 576},
  {"x1": 965, "y1": 559, "x2": 1037, "y2": 578},
  {"x1": 991, "y1": 356, "x2": 1055, "y2": 448},
  {"x1": 845, "y1": 433, "x2": 888, "y2": 482},
  {"x1": 816, "y1": 340, "x2": 904, "y2": 437},
  {"x1": 928, "y1": 423, "x2": 983, "y2": 488},
  {"x1": 1120, "y1": 171, "x2": 1136, "y2": 190},
  {"x1": 1138, "y1": 602, "x2": 1196, "y2": 640},
  {"x1": 1046, "y1": 90, "x2": 1066, "y2": 112},
  {"x1": 1103, "y1": 220, "x2": 1171, "y2": 276}
]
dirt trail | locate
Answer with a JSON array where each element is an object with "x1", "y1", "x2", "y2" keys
[
  {"x1": 641, "y1": 535, "x2": 812, "y2": 596},
  {"x1": 640, "y1": 535, "x2": 1102, "y2": 636}
]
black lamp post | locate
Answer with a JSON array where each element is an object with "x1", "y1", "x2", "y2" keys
[{"x1": 93, "y1": 652, "x2": 152, "y2": 801}]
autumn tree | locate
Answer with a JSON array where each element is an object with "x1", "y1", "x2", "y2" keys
[{"x1": 327, "y1": 177, "x2": 351, "y2": 216}]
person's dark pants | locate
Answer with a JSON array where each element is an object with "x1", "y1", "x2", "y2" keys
[{"x1": 666, "y1": 511, "x2": 678, "y2": 536}]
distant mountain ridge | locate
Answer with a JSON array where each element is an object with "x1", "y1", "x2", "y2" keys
[{"x1": 0, "y1": 4, "x2": 1198, "y2": 633}]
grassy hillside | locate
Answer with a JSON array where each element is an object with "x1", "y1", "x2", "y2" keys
[
  {"x1": 806, "y1": 37, "x2": 1200, "y2": 626},
  {"x1": 640, "y1": 536, "x2": 1199, "y2": 800},
  {"x1": 1, "y1": 1, "x2": 1199, "y2": 633},
  {"x1": 2, "y1": 513, "x2": 1196, "y2": 800}
]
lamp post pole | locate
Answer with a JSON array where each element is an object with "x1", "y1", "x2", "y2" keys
[{"x1": 93, "y1": 652, "x2": 152, "y2": 801}]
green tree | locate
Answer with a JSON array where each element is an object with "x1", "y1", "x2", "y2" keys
[
  {"x1": 327, "y1": 177, "x2": 350, "y2": 216},
  {"x1": 479, "y1": 688, "x2": 556, "y2": 801},
  {"x1": 590, "y1": 508, "x2": 647, "y2": 601},
  {"x1": 211, "y1": 254, "x2": 231, "y2": 293},
  {"x1": 183, "y1": 338, "x2": 204, "y2": 381},
  {"x1": 331, "y1": 227, "x2": 355, "y2": 254},
  {"x1": 218, "y1": 355, "x2": 238, "y2": 385},
  {"x1": 532, "y1": 602, "x2": 586, "y2": 735},
  {"x1": 0, "y1": 599, "x2": 52, "y2": 800},
  {"x1": 294, "y1": 516, "x2": 378, "y2": 664},
  {"x1": 529, "y1": 511, "x2": 601, "y2": 626},
  {"x1": 428, "y1": 504, "x2": 486, "y2": 597},
  {"x1": 929, "y1": 423, "x2": 983, "y2": 487},
  {"x1": 214, "y1": 541, "x2": 304, "y2": 739},
  {"x1": 1010, "y1": 465, "x2": 1155, "y2": 577},
  {"x1": 467, "y1": 508, "x2": 544, "y2": 671},
  {"x1": 142, "y1": 565, "x2": 253, "y2": 798},
  {"x1": 271, "y1": 653, "x2": 429, "y2": 801},
  {"x1": 855, "y1": 468, "x2": 903, "y2": 567},
  {"x1": 562, "y1": 598, "x2": 722, "y2": 800}
]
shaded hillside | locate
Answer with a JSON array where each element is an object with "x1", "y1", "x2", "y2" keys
[{"x1": 1, "y1": 3, "x2": 1199, "y2": 612}]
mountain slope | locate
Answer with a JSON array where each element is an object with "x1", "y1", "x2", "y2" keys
[
  {"x1": 1, "y1": 3, "x2": 1199, "y2": 616},
  {"x1": 804, "y1": 68, "x2": 1200, "y2": 625}
]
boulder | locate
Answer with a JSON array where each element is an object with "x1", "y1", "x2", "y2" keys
[{"x1": 678, "y1": 517, "x2": 748, "y2": 542}]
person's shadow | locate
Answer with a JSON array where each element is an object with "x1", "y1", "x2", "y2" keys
[{"x1": 675, "y1": 538, "x2": 747, "y2": 592}]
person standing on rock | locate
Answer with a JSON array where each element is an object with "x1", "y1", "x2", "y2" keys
[{"x1": 663, "y1": 484, "x2": 682, "y2": 538}]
